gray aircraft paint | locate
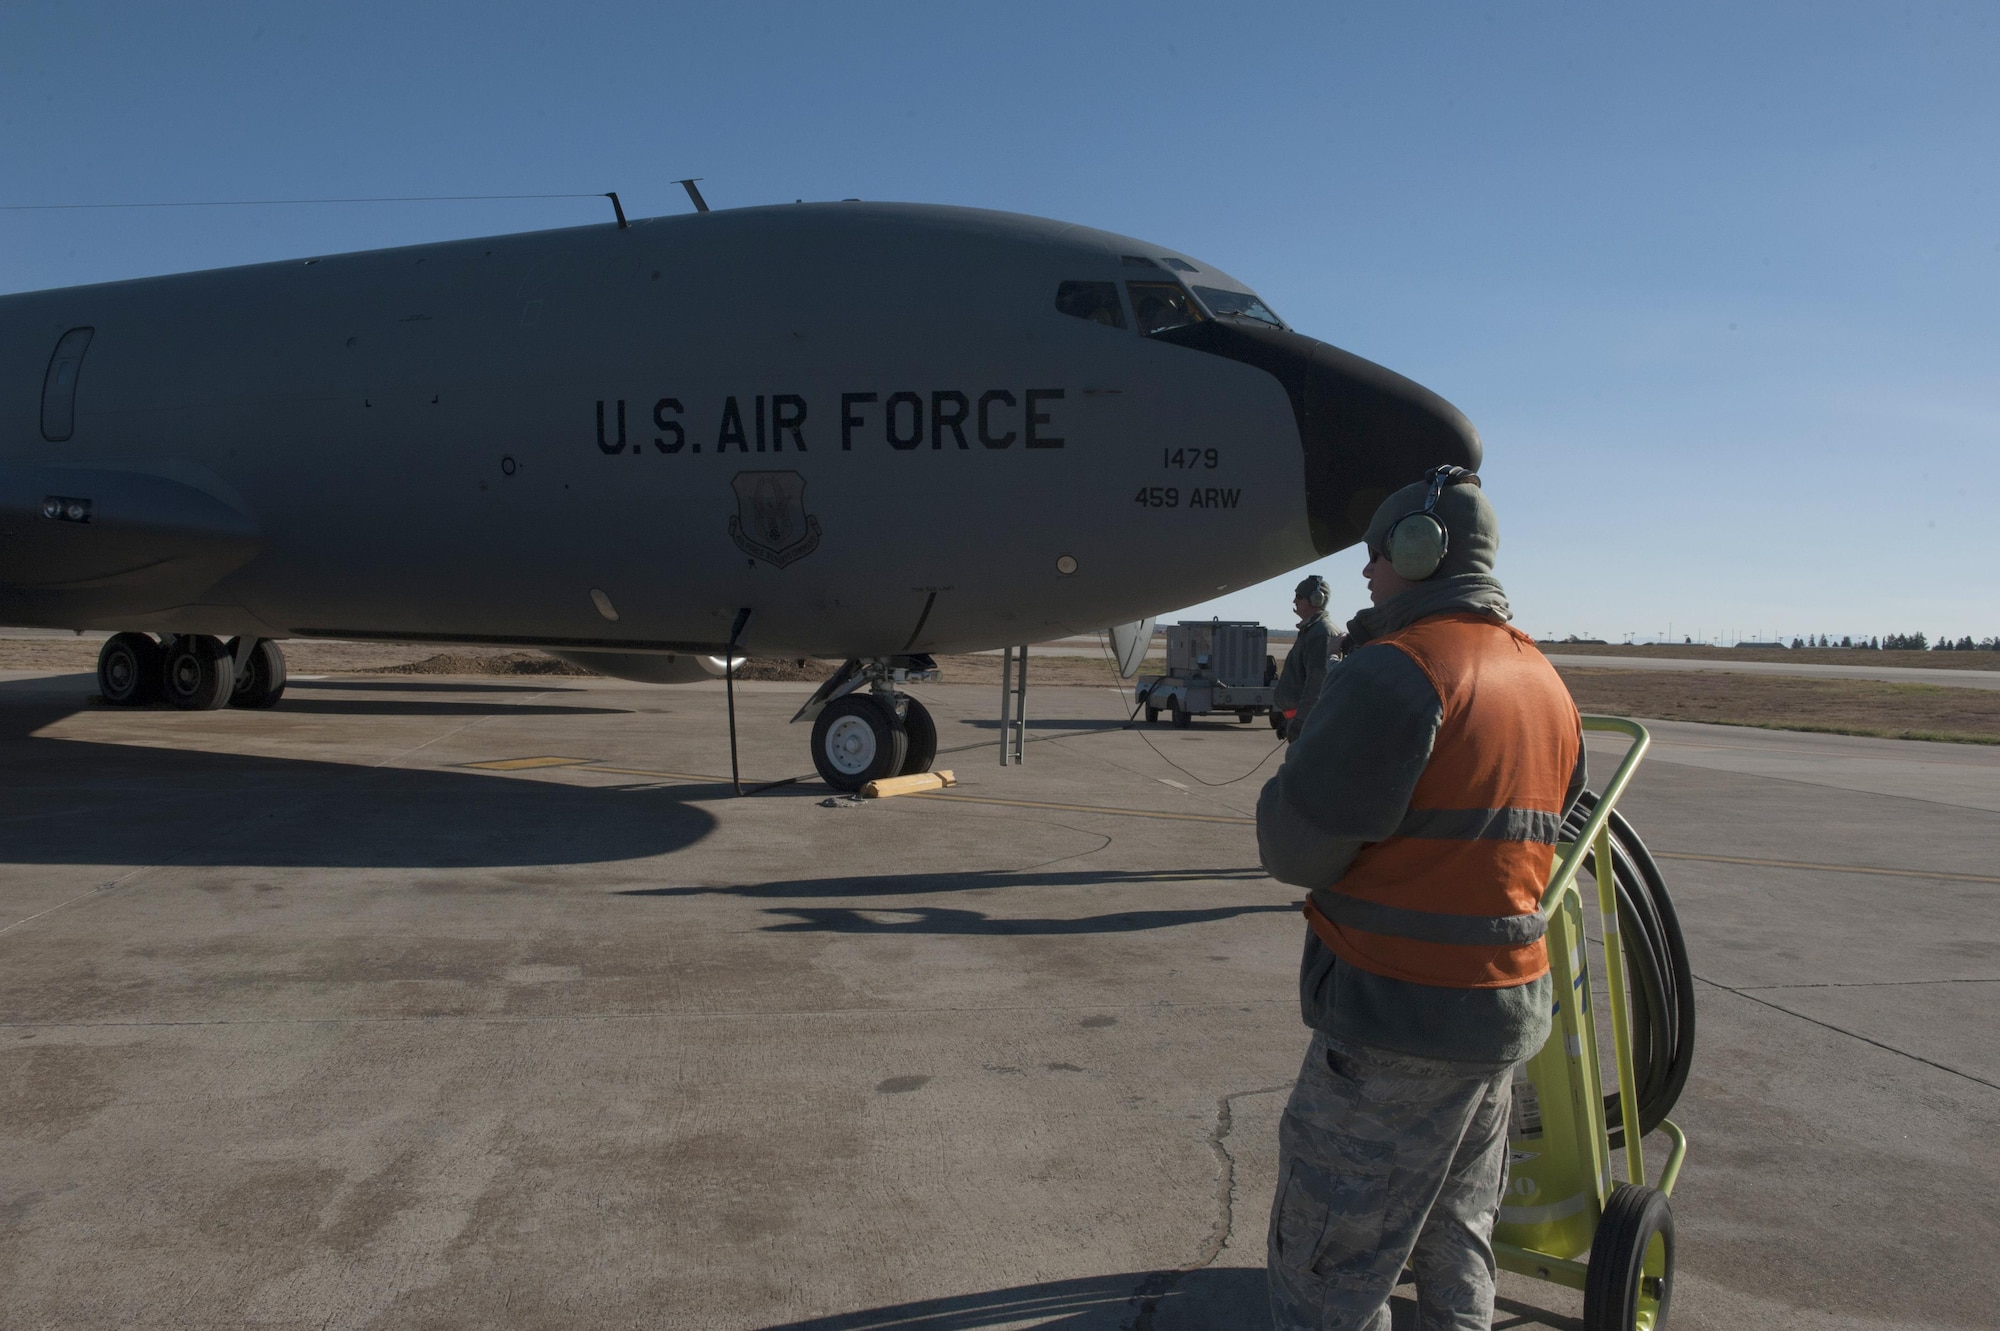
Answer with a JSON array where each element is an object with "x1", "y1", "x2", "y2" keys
[{"x1": 0, "y1": 203, "x2": 1477, "y2": 659}]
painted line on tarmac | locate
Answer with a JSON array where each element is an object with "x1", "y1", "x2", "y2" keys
[
  {"x1": 908, "y1": 791, "x2": 1257, "y2": 825},
  {"x1": 456, "y1": 758, "x2": 2000, "y2": 877},
  {"x1": 1652, "y1": 850, "x2": 2000, "y2": 885},
  {"x1": 457, "y1": 755, "x2": 1257, "y2": 823}
]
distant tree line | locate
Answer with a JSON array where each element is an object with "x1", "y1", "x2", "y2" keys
[{"x1": 1787, "y1": 633, "x2": 2000, "y2": 651}]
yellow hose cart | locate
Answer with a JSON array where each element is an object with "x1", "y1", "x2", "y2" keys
[{"x1": 1495, "y1": 717, "x2": 1690, "y2": 1330}]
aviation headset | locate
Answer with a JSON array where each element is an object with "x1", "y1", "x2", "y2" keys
[
  {"x1": 1295, "y1": 575, "x2": 1331, "y2": 611},
  {"x1": 1379, "y1": 466, "x2": 1481, "y2": 581}
]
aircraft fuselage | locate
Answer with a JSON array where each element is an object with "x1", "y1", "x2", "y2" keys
[{"x1": 0, "y1": 203, "x2": 1478, "y2": 658}]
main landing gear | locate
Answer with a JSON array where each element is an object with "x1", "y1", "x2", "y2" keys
[
  {"x1": 799, "y1": 656, "x2": 939, "y2": 792},
  {"x1": 95, "y1": 633, "x2": 287, "y2": 710}
]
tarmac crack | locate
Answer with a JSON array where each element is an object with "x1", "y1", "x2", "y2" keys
[
  {"x1": 1696, "y1": 974, "x2": 2000, "y2": 1093},
  {"x1": 1122, "y1": 1082, "x2": 1290, "y2": 1330}
]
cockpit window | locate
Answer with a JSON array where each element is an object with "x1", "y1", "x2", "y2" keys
[
  {"x1": 1054, "y1": 280, "x2": 1127, "y2": 329},
  {"x1": 1161, "y1": 258, "x2": 1199, "y2": 273},
  {"x1": 1120, "y1": 255, "x2": 1159, "y2": 269},
  {"x1": 1127, "y1": 281, "x2": 1206, "y2": 335},
  {"x1": 1193, "y1": 286, "x2": 1284, "y2": 329}
]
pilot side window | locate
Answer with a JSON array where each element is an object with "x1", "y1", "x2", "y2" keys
[
  {"x1": 40, "y1": 327, "x2": 94, "y2": 442},
  {"x1": 1126, "y1": 282, "x2": 1206, "y2": 336},
  {"x1": 1193, "y1": 286, "x2": 1286, "y2": 329},
  {"x1": 1054, "y1": 280, "x2": 1126, "y2": 329}
]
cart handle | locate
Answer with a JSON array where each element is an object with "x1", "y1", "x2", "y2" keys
[{"x1": 1539, "y1": 716, "x2": 1651, "y2": 914}]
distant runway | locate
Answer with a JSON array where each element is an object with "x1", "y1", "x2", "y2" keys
[
  {"x1": 1547, "y1": 653, "x2": 2000, "y2": 690},
  {"x1": 1, "y1": 672, "x2": 1994, "y2": 1329},
  {"x1": 1016, "y1": 636, "x2": 2000, "y2": 691}
]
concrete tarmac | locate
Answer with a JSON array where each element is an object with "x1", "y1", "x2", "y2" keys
[{"x1": 2, "y1": 670, "x2": 1995, "y2": 1329}]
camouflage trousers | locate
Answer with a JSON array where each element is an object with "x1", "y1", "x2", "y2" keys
[{"x1": 1267, "y1": 1031, "x2": 1514, "y2": 1331}]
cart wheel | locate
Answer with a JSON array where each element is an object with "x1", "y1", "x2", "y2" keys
[
  {"x1": 1236, "y1": 709, "x2": 1254, "y2": 723},
  {"x1": 1144, "y1": 705, "x2": 1159, "y2": 724},
  {"x1": 1171, "y1": 703, "x2": 1192, "y2": 729},
  {"x1": 1584, "y1": 1183, "x2": 1674, "y2": 1330}
]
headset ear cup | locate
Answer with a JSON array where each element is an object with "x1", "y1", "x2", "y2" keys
[{"x1": 1389, "y1": 514, "x2": 1447, "y2": 580}]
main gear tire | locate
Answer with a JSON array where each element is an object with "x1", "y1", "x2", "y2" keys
[
  {"x1": 97, "y1": 633, "x2": 163, "y2": 706},
  {"x1": 1583, "y1": 1183, "x2": 1674, "y2": 1331},
  {"x1": 811, "y1": 694, "x2": 907, "y2": 792},
  {"x1": 896, "y1": 695, "x2": 938, "y2": 776},
  {"x1": 226, "y1": 638, "x2": 288, "y2": 709},
  {"x1": 161, "y1": 635, "x2": 235, "y2": 711}
]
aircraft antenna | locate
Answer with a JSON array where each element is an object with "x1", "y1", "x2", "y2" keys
[
  {"x1": 676, "y1": 179, "x2": 710, "y2": 213},
  {"x1": 605, "y1": 192, "x2": 629, "y2": 229}
]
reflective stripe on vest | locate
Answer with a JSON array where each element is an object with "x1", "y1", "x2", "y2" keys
[{"x1": 1306, "y1": 613, "x2": 1580, "y2": 990}]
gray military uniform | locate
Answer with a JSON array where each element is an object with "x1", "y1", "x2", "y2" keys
[
  {"x1": 1273, "y1": 609, "x2": 1335, "y2": 739},
  {"x1": 1257, "y1": 568, "x2": 1584, "y2": 1331}
]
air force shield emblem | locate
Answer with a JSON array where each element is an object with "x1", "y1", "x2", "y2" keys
[{"x1": 729, "y1": 470, "x2": 822, "y2": 568}]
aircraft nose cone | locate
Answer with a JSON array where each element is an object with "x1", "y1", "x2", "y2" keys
[
  {"x1": 1298, "y1": 339, "x2": 1481, "y2": 556},
  {"x1": 1150, "y1": 321, "x2": 1481, "y2": 556}
]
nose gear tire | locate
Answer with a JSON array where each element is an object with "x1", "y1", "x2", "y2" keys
[
  {"x1": 896, "y1": 695, "x2": 938, "y2": 775},
  {"x1": 161, "y1": 635, "x2": 235, "y2": 711},
  {"x1": 96, "y1": 633, "x2": 163, "y2": 706},
  {"x1": 811, "y1": 695, "x2": 908, "y2": 792},
  {"x1": 1583, "y1": 1183, "x2": 1674, "y2": 1330}
]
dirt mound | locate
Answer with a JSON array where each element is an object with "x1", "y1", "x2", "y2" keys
[{"x1": 374, "y1": 652, "x2": 598, "y2": 676}]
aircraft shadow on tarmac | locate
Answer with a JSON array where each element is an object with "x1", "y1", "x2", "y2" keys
[
  {"x1": 291, "y1": 678, "x2": 588, "y2": 694},
  {"x1": 241, "y1": 697, "x2": 628, "y2": 718},
  {"x1": 621, "y1": 867, "x2": 1288, "y2": 936},
  {"x1": 622, "y1": 867, "x2": 1268, "y2": 900},
  {"x1": 754, "y1": 1270, "x2": 1563, "y2": 1331},
  {"x1": 1, "y1": 685, "x2": 715, "y2": 869},
  {"x1": 754, "y1": 902, "x2": 1295, "y2": 935}
]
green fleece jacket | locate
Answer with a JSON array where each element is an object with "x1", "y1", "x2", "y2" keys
[
  {"x1": 1254, "y1": 574, "x2": 1585, "y2": 1064},
  {"x1": 1272, "y1": 610, "x2": 1335, "y2": 739}
]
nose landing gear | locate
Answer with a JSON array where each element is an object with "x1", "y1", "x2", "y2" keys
[{"x1": 798, "y1": 656, "x2": 940, "y2": 791}]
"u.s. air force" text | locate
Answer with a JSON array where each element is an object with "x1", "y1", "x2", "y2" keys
[{"x1": 593, "y1": 390, "x2": 1068, "y2": 455}]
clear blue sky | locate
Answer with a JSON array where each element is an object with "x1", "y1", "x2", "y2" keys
[{"x1": 5, "y1": 3, "x2": 1995, "y2": 645}]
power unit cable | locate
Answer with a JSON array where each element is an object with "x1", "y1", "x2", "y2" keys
[{"x1": 1096, "y1": 631, "x2": 1286, "y2": 788}]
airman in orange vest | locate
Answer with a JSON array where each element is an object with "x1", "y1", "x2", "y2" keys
[{"x1": 1257, "y1": 468, "x2": 1585, "y2": 1330}]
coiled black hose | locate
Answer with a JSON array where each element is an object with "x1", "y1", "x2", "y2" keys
[{"x1": 1562, "y1": 789, "x2": 1696, "y2": 1149}]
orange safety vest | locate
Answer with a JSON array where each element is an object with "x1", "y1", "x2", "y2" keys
[{"x1": 1303, "y1": 612, "x2": 1580, "y2": 989}]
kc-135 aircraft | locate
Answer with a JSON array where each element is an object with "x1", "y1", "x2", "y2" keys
[{"x1": 0, "y1": 201, "x2": 1478, "y2": 789}]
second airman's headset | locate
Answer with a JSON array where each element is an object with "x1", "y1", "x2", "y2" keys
[
  {"x1": 1379, "y1": 465, "x2": 1482, "y2": 581},
  {"x1": 1294, "y1": 574, "x2": 1330, "y2": 611}
]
